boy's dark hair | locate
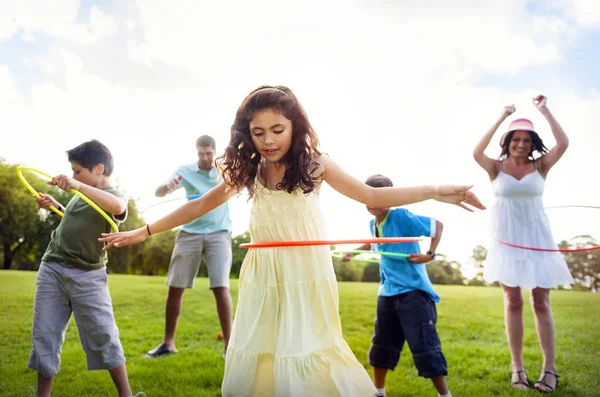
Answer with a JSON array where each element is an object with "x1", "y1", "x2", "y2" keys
[
  {"x1": 365, "y1": 174, "x2": 393, "y2": 188},
  {"x1": 196, "y1": 135, "x2": 216, "y2": 149},
  {"x1": 67, "y1": 140, "x2": 114, "y2": 176},
  {"x1": 218, "y1": 85, "x2": 321, "y2": 198}
]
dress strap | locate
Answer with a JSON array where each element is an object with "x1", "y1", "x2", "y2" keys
[
  {"x1": 533, "y1": 159, "x2": 538, "y2": 170},
  {"x1": 500, "y1": 161, "x2": 504, "y2": 172}
]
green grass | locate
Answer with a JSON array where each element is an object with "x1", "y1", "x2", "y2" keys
[{"x1": 1, "y1": 271, "x2": 599, "y2": 397}]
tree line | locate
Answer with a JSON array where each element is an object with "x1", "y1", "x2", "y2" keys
[{"x1": 1, "y1": 159, "x2": 598, "y2": 292}]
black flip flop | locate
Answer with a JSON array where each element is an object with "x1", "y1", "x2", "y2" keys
[{"x1": 146, "y1": 343, "x2": 176, "y2": 358}]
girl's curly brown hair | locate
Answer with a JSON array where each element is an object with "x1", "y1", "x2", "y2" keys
[{"x1": 216, "y1": 85, "x2": 321, "y2": 198}]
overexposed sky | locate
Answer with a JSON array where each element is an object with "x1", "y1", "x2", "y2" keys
[{"x1": 2, "y1": 0, "x2": 600, "y2": 276}]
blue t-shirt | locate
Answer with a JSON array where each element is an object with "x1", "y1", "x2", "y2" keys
[
  {"x1": 171, "y1": 163, "x2": 232, "y2": 235},
  {"x1": 369, "y1": 208, "x2": 440, "y2": 302}
]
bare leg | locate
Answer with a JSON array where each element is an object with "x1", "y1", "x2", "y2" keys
[
  {"x1": 431, "y1": 376, "x2": 449, "y2": 395},
  {"x1": 373, "y1": 367, "x2": 388, "y2": 388},
  {"x1": 109, "y1": 364, "x2": 133, "y2": 397},
  {"x1": 530, "y1": 288, "x2": 558, "y2": 391},
  {"x1": 36, "y1": 374, "x2": 53, "y2": 397},
  {"x1": 212, "y1": 287, "x2": 233, "y2": 350},
  {"x1": 164, "y1": 287, "x2": 185, "y2": 351},
  {"x1": 501, "y1": 284, "x2": 529, "y2": 389}
]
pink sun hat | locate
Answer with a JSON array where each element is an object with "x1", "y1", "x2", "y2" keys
[
  {"x1": 507, "y1": 118, "x2": 536, "y2": 133},
  {"x1": 500, "y1": 118, "x2": 537, "y2": 147}
]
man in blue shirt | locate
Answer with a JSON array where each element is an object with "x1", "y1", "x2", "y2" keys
[
  {"x1": 147, "y1": 135, "x2": 233, "y2": 359},
  {"x1": 344, "y1": 174, "x2": 452, "y2": 397}
]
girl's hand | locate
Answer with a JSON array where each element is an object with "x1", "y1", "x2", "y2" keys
[
  {"x1": 48, "y1": 174, "x2": 81, "y2": 192},
  {"x1": 35, "y1": 193, "x2": 60, "y2": 211},
  {"x1": 99, "y1": 227, "x2": 149, "y2": 250},
  {"x1": 502, "y1": 104, "x2": 516, "y2": 118},
  {"x1": 533, "y1": 95, "x2": 548, "y2": 112},
  {"x1": 433, "y1": 185, "x2": 486, "y2": 212}
]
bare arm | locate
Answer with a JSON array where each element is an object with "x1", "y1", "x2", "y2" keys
[
  {"x1": 341, "y1": 243, "x2": 372, "y2": 262},
  {"x1": 100, "y1": 181, "x2": 234, "y2": 249},
  {"x1": 36, "y1": 193, "x2": 66, "y2": 216},
  {"x1": 535, "y1": 96, "x2": 569, "y2": 176},
  {"x1": 319, "y1": 155, "x2": 485, "y2": 212},
  {"x1": 408, "y1": 219, "x2": 443, "y2": 264},
  {"x1": 473, "y1": 105, "x2": 514, "y2": 180},
  {"x1": 155, "y1": 184, "x2": 169, "y2": 197},
  {"x1": 48, "y1": 175, "x2": 126, "y2": 215},
  {"x1": 155, "y1": 175, "x2": 183, "y2": 197},
  {"x1": 78, "y1": 184, "x2": 127, "y2": 215}
]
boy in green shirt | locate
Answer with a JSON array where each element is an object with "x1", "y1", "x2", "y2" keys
[{"x1": 28, "y1": 140, "x2": 142, "y2": 397}]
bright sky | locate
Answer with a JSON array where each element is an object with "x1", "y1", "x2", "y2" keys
[{"x1": 2, "y1": 0, "x2": 600, "y2": 277}]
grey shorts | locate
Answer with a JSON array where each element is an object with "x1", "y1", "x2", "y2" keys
[
  {"x1": 28, "y1": 262, "x2": 125, "y2": 377},
  {"x1": 166, "y1": 230, "x2": 232, "y2": 289}
]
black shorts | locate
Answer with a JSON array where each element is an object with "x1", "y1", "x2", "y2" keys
[{"x1": 368, "y1": 290, "x2": 448, "y2": 378}]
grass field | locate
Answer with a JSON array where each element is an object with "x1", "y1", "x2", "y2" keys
[{"x1": 1, "y1": 271, "x2": 599, "y2": 397}]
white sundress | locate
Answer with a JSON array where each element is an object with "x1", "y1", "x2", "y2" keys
[{"x1": 484, "y1": 162, "x2": 574, "y2": 289}]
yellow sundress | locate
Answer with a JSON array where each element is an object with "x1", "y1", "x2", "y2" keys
[{"x1": 221, "y1": 177, "x2": 376, "y2": 397}]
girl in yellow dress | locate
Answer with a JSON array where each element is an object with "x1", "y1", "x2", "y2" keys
[{"x1": 100, "y1": 85, "x2": 485, "y2": 396}]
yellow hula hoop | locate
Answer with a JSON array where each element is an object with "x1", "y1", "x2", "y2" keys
[{"x1": 16, "y1": 166, "x2": 119, "y2": 232}]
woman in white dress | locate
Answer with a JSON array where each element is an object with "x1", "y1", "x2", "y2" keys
[{"x1": 473, "y1": 95, "x2": 572, "y2": 393}]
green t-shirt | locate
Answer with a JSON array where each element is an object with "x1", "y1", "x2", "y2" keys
[{"x1": 42, "y1": 187, "x2": 128, "y2": 270}]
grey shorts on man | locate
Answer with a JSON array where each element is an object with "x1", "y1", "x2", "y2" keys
[{"x1": 166, "y1": 230, "x2": 232, "y2": 289}]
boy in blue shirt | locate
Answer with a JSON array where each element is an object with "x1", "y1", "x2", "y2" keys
[{"x1": 343, "y1": 174, "x2": 451, "y2": 397}]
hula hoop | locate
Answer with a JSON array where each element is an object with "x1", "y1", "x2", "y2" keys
[
  {"x1": 16, "y1": 166, "x2": 119, "y2": 232},
  {"x1": 494, "y1": 205, "x2": 600, "y2": 253},
  {"x1": 140, "y1": 194, "x2": 203, "y2": 215},
  {"x1": 331, "y1": 250, "x2": 409, "y2": 258},
  {"x1": 545, "y1": 205, "x2": 600, "y2": 210},
  {"x1": 240, "y1": 237, "x2": 422, "y2": 249},
  {"x1": 495, "y1": 237, "x2": 600, "y2": 253}
]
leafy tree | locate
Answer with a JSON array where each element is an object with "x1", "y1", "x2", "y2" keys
[
  {"x1": 106, "y1": 198, "x2": 147, "y2": 273},
  {"x1": 0, "y1": 160, "x2": 73, "y2": 269},
  {"x1": 126, "y1": 229, "x2": 178, "y2": 276},
  {"x1": 231, "y1": 231, "x2": 251, "y2": 277},
  {"x1": 559, "y1": 235, "x2": 599, "y2": 292},
  {"x1": 466, "y1": 245, "x2": 488, "y2": 286},
  {"x1": 362, "y1": 262, "x2": 381, "y2": 282},
  {"x1": 426, "y1": 254, "x2": 466, "y2": 285}
]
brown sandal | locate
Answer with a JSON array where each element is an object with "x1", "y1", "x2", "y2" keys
[
  {"x1": 511, "y1": 369, "x2": 532, "y2": 390},
  {"x1": 534, "y1": 371, "x2": 559, "y2": 393}
]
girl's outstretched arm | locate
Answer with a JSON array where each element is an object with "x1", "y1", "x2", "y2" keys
[
  {"x1": 99, "y1": 181, "x2": 233, "y2": 249},
  {"x1": 535, "y1": 95, "x2": 569, "y2": 175},
  {"x1": 319, "y1": 155, "x2": 485, "y2": 212},
  {"x1": 473, "y1": 105, "x2": 515, "y2": 180}
]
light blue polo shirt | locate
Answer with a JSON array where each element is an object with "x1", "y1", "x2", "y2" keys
[
  {"x1": 369, "y1": 208, "x2": 440, "y2": 302},
  {"x1": 171, "y1": 163, "x2": 232, "y2": 235}
]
